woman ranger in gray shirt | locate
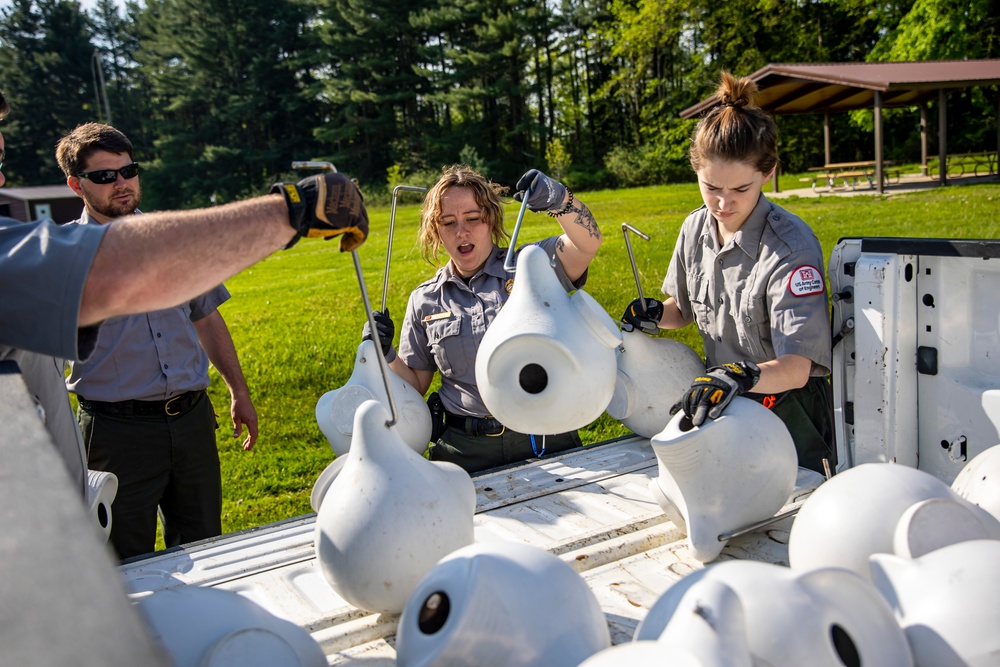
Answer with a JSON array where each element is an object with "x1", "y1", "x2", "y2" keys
[
  {"x1": 621, "y1": 72, "x2": 834, "y2": 474},
  {"x1": 363, "y1": 164, "x2": 603, "y2": 473}
]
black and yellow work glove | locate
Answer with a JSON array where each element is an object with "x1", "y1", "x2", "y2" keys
[
  {"x1": 676, "y1": 360, "x2": 761, "y2": 427},
  {"x1": 361, "y1": 309, "x2": 396, "y2": 363},
  {"x1": 620, "y1": 297, "x2": 663, "y2": 335},
  {"x1": 271, "y1": 172, "x2": 369, "y2": 251}
]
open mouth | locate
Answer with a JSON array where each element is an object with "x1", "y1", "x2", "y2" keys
[{"x1": 457, "y1": 243, "x2": 474, "y2": 255}]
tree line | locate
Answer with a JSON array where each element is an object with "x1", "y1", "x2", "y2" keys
[{"x1": 1, "y1": 0, "x2": 997, "y2": 209}]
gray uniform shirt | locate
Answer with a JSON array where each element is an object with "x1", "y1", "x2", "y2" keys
[
  {"x1": 0, "y1": 217, "x2": 110, "y2": 494},
  {"x1": 65, "y1": 211, "x2": 229, "y2": 402},
  {"x1": 664, "y1": 194, "x2": 832, "y2": 376},
  {"x1": 399, "y1": 239, "x2": 586, "y2": 417}
]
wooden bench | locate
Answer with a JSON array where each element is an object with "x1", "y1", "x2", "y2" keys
[{"x1": 836, "y1": 171, "x2": 868, "y2": 188}]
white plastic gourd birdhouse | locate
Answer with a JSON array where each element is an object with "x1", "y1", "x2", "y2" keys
[
  {"x1": 892, "y1": 496, "x2": 1000, "y2": 560},
  {"x1": 309, "y1": 455, "x2": 347, "y2": 512},
  {"x1": 475, "y1": 244, "x2": 622, "y2": 435},
  {"x1": 577, "y1": 642, "x2": 707, "y2": 667},
  {"x1": 651, "y1": 578, "x2": 753, "y2": 667},
  {"x1": 788, "y1": 462, "x2": 1000, "y2": 581},
  {"x1": 135, "y1": 586, "x2": 326, "y2": 667},
  {"x1": 607, "y1": 330, "x2": 705, "y2": 438},
  {"x1": 86, "y1": 469, "x2": 117, "y2": 543},
  {"x1": 582, "y1": 579, "x2": 752, "y2": 667},
  {"x1": 395, "y1": 541, "x2": 611, "y2": 667},
  {"x1": 314, "y1": 399, "x2": 475, "y2": 614},
  {"x1": 635, "y1": 561, "x2": 914, "y2": 667},
  {"x1": 648, "y1": 397, "x2": 798, "y2": 562},
  {"x1": 315, "y1": 339, "x2": 432, "y2": 456},
  {"x1": 951, "y1": 442, "x2": 1000, "y2": 522},
  {"x1": 870, "y1": 539, "x2": 1000, "y2": 667}
]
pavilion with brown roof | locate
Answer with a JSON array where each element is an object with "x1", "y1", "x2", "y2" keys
[{"x1": 681, "y1": 60, "x2": 1000, "y2": 193}]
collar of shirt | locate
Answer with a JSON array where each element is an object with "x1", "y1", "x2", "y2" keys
[
  {"x1": 699, "y1": 194, "x2": 771, "y2": 261},
  {"x1": 732, "y1": 194, "x2": 772, "y2": 261},
  {"x1": 77, "y1": 207, "x2": 142, "y2": 226}
]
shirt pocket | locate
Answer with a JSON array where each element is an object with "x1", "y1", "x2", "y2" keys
[
  {"x1": 738, "y1": 292, "x2": 770, "y2": 358},
  {"x1": 688, "y1": 278, "x2": 713, "y2": 336},
  {"x1": 426, "y1": 316, "x2": 469, "y2": 379}
]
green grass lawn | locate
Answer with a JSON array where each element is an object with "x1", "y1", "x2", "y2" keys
[{"x1": 202, "y1": 179, "x2": 1000, "y2": 539}]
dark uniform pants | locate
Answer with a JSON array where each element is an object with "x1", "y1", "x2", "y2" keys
[
  {"x1": 430, "y1": 426, "x2": 582, "y2": 474},
  {"x1": 79, "y1": 391, "x2": 221, "y2": 559},
  {"x1": 765, "y1": 376, "x2": 835, "y2": 475}
]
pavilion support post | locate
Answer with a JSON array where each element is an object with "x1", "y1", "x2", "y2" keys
[
  {"x1": 920, "y1": 104, "x2": 929, "y2": 176},
  {"x1": 939, "y1": 89, "x2": 948, "y2": 186},
  {"x1": 874, "y1": 91, "x2": 884, "y2": 194},
  {"x1": 824, "y1": 112, "x2": 832, "y2": 166}
]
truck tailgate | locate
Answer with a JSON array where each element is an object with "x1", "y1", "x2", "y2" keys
[{"x1": 120, "y1": 436, "x2": 818, "y2": 663}]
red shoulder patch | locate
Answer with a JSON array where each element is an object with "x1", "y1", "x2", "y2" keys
[{"x1": 788, "y1": 265, "x2": 825, "y2": 297}]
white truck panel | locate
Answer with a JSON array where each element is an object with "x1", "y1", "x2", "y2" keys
[
  {"x1": 914, "y1": 253, "x2": 1000, "y2": 483},
  {"x1": 830, "y1": 238, "x2": 1000, "y2": 481},
  {"x1": 852, "y1": 251, "x2": 920, "y2": 467}
]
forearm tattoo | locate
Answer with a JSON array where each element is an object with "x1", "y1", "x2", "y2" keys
[{"x1": 568, "y1": 202, "x2": 602, "y2": 240}]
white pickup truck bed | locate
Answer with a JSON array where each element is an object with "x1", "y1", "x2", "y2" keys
[{"x1": 119, "y1": 436, "x2": 821, "y2": 664}]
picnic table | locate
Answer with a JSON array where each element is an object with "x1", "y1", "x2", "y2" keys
[
  {"x1": 801, "y1": 160, "x2": 899, "y2": 192},
  {"x1": 943, "y1": 152, "x2": 997, "y2": 177}
]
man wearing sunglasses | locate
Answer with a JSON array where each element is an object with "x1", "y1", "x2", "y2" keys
[{"x1": 55, "y1": 122, "x2": 261, "y2": 560}]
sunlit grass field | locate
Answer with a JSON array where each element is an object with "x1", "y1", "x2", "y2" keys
[{"x1": 202, "y1": 178, "x2": 1000, "y2": 538}]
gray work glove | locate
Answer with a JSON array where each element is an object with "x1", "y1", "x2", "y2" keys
[
  {"x1": 621, "y1": 297, "x2": 663, "y2": 335},
  {"x1": 674, "y1": 360, "x2": 761, "y2": 427},
  {"x1": 271, "y1": 172, "x2": 369, "y2": 251},
  {"x1": 361, "y1": 309, "x2": 396, "y2": 362},
  {"x1": 513, "y1": 169, "x2": 569, "y2": 213}
]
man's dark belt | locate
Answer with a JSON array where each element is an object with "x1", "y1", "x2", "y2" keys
[
  {"x1": 445, "y1": 411, "x2": 505, "y2": 437},
  {"x1": 79, "y1": 390, "x2": 204, "y2": 418}
]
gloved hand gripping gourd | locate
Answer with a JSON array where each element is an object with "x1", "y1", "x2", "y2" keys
[
  {"x1": 361, "y1": 310, "x2": 396, "y2": 363},
  {"x1": 675, "y1": 360, "x2": 761, "y2": 427},
  {"x1": 620, "y1": 297, "x2": 664, "y2": 335},
  {"x1": 513, "y1": 169, "x2": 574, "y2": 216}
]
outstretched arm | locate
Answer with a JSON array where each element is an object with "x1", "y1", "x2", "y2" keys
[
  {"x1": 81, "y1": 172, "x2": 369, "y2": 326},
  {"x1": 80, "y1": 196, "x2": 293, "y2": 326}
]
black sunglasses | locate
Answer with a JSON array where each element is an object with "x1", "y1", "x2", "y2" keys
[
  {"x1": 0, "y1": 147, "x2": 5, "y2": 170},
  {"x1": 76, "y1": 162, "x2": 140, "y2": 185}
]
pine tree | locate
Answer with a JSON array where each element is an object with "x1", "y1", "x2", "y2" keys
[
  {"x1": 136, "y1": 0, "x2": 321, "y2": 208},
  {"x1": 0, "y1": 0, "x2": 96, "y2": 185}
]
